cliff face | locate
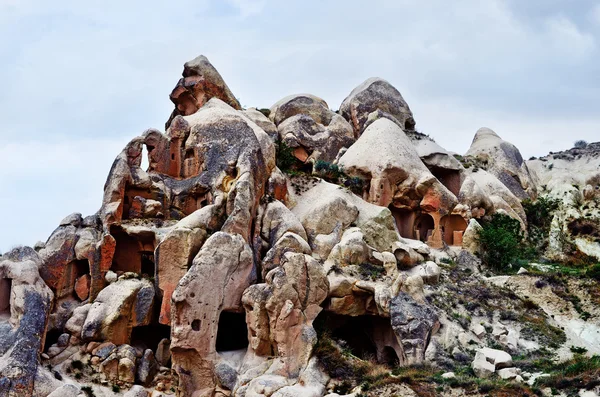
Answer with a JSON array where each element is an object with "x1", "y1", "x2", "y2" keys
[{"x1": 0, "y1": 55, "x2": 599, "y2": 397}]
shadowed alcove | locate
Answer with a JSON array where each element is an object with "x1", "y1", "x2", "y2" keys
[
  {"x1": 316, "y1": 312, "x2": 400, "y2": 365},
  {"x1": 216, "y1": 311, "x2": 249, "y2": 352},
  {"x1": 0, "y1": 278, "x2": 11, "y2": 320},
  {"x1": 440, "y1": 215, "x2": 468, "y2": 246}
]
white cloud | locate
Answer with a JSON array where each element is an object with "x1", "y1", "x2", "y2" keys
[
  {"x1": 544, "y1": 15, "x2": 596, "y2": 59},
  {"x1": 592, "y1": 4, "x2": 600, "y2": 25},
  {"x1": 0, "y1": 0, "x2": 599, "y2": 249},
  {"x1": 226, "y1": 0, "x2": 266, "y2": 18}
]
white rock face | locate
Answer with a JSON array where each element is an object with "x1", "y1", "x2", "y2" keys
[
  {"x1": 472, "y1": 350, "x2": 495, "y2": 378},
  {"x1": 338, "y1": 118, "x2": 457, "y2": 210},
  {"x1": 497, "y1": 367, "x2": 520, "y2": 380},
  {"x1": 479, "y1": 347, "x2": 513, "y2": 369},
  {"x1": 466, "y1": 127, "x2": 537, "y2": 200}
]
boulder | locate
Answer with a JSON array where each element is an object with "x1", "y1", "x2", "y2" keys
[
  {"x1": 472, "y1": 350, "x2": 495, "y2": 378},
  {"x1": 497, "y1": 367, "x2": 520, "y2": 380},
  {"x1": 124, "y1": 385, "x2": 149, "y2": 397},
  {"x1": 155, "y1": 338, "x2": 171, "y2": 367},
  {"x1": 137, "y1": 349, "x2": 159, "y2": 386},
  {"x1": 270, "y1": 94, "x2": 332, "y2": 126},
  {"x1": 64, "y1": 303, "x2": 91, "y2": 336},
  {"x1": 166, "y1": 55, "x2": 241, "y2": 128},
  {"x1": 390, "y1": 292, "x2": 439, "y2": 365},
  {"x1": 466, "y1": 127, "x2": 537, "y2": 200},
  {"x1": 74, "y1": 274, "x2": 90, "y2": 301},
  {"x1": 479, "y1": 347, "x2": 513, "y2": 369},
  {"x1": 340, "y1": 77, "x2": 416, "y2": 137},
  {"x1": 277, "y1": 113, "x2": 354, "y2": 163},
  {"x1": 462, "y1": 219, "x2": 483, "y2": 255},
  {"x1": 81, "y1": 278, "x2": 154, "y2": 344}
]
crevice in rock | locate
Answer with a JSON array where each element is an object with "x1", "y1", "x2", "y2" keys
[
  {"x1": 131, "y1": 323, "x2": 171, "y2": 352},
  {"x1": 0, "y1": 277, "x2": 11, "y2": 321},
  {"x1": 43, "y1": 329, "x2": 63, "y2": 352}
]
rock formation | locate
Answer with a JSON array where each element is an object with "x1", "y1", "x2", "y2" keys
[{"x1": 2, "y1": 54, "x2": 599, "y2": 397}]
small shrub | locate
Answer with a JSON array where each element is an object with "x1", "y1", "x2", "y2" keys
[
  {"x1": 71, "y1": 359, "x2": 84, "y2": 370},
  {"x1": 574, "y1": 140, "x2": 588, "y2": 149},
  {"x1": 112, "y1": 384, "x2": 120, "y2": 393},
  {"x1": 276, "y1": 142, "x2": 297, "y2": 171},
  {"x1": 81, "y1": 386, "x2": 95, "y2": 397},
  {"x1": 358, "y1": 263, "x2": 385, "y2": 281},
  {"x1": 257, "y1": 108, "x2": 270, "y2": 118},
  {"x1": 570, "y1": 346, "x2": 588, "y2": 355},
  {"x1": 478, "y1": 213, "x2": 524, "y2": 270},
  {"x1": 587, "y1": 264, "x2": 600, "y2": 281}
]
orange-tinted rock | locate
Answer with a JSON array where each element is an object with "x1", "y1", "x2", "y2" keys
[
  {"x1": 166, "y1": 55, "x2": 240, "y2": 129},
  {"x1": 75, "y1": 274, "x2": 91, "y2": 301}
]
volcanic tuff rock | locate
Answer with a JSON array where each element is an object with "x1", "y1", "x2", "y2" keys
[{"x1": 2, "y1": 54, "x2": 599, "y2": 397}]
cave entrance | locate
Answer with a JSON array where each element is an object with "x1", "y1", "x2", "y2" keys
[
  {"x1": 440, "y1": 215, "x2": 468, "y2": 246},
  {"x1": 389, "y1": 206, "x2": 416, "y2": 239},
  {"x1": 131, "y1": 323, "x2": 171, "y2": 352},
  {"x1": 415, "y1": 214, "x2": 435, "y2": 243},
  {"x1": 428, "y1": 166, "x2": 461, "y2": 196},
  {"x1": 141, "y1": 252, "x2": 155, "y2": 278},
  {"x1": 316, "y1": 312, "x2": 399, "y2": 366},
  {"x1": 73, "y1": 259, "x2": 89, "y2": 278},
  {"x1": 110, "y1": 226, "x2": 155, "y2": 276},
  {"x1": 216, "y1": 311, "x2": 248, "y2": 352},
  {"x1": 43, "y1": 329, "x2": 63, "y2": 352},
  {"x1": 0, "y1": 278, "x2": 11, "y2": 321}
]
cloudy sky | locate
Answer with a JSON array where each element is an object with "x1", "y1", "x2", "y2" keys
[{"x1": 1, "y1": 0, "x2": 599, "y2": 251}]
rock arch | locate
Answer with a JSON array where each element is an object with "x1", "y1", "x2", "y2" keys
[{"x1": 415, "y1": 213, "x2": 435, "y2": 243}]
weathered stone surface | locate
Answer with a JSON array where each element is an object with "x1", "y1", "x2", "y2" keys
[
  {"x1": 64, "y1": 303, "x2": 91, "y2": 336},
  {"x1": 155, "y1": 338, "x2": 171, "y2": 367},
  {"x1": 472, "y1": 350, "x2": 495, "y2": 378},
  {"x1": 74, "y1": 274, "x2": 90, "y2": 301},
  {"x1": 278, "y1": 114, "x2": 354, "y2": 163},
  {"x1": 0, "y1": 247, "x2": 53, "y2": 397},
  {"x1": 243, "y1": 252, "x2": 328, "y2": 378},
  {"x1": 47, "y1": 383, "x2": 81, "y2": 397},
  {"x1": 390, "y1": 292, "x2": 439, "y2": 365},
  {"x1": 124, "y1": 385, "x2": 149, "y2": 397},
  {"x1": 166, "y1": 55, "x2": 241, "y2": 128},
  {"x1": 340, "y1": 77, "x2": 416, "y2": 137},
  {"x1": 81, "y1": 278, "x2": 154, "y2": 344},
  {"x1": 137, "y1": 348, "x2": 159, "y2": 386},
  {"x1": 270, "y1": 94, "x2": 332, "y2": 127},
  {"x1": 466, "y1": 128, "x2": 537, "y2": 200},
  {"x1": 171, "y1": 232, "x2": 255, "y2": 396}
]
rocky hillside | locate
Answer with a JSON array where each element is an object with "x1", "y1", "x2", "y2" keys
[{"x1": 0, "y1": 55, "x2": 599, "y2": 397}]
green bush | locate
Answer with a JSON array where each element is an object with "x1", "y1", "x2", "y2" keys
[
  {"x1": 522, "y1": 196, "x2": 559, "y2": 256},
  {"x1": 313, "y1": 160, "x2": 365, "y2": 195},
  {"x1": 587, "y1": 264, "x2": 600, "y2": 281},
  {"x1": 276, "y1": 142, "x2": 297, "y2": 171},
  {"x1": 478, "y1": 213, "x2": 524, "y2": 270}
]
